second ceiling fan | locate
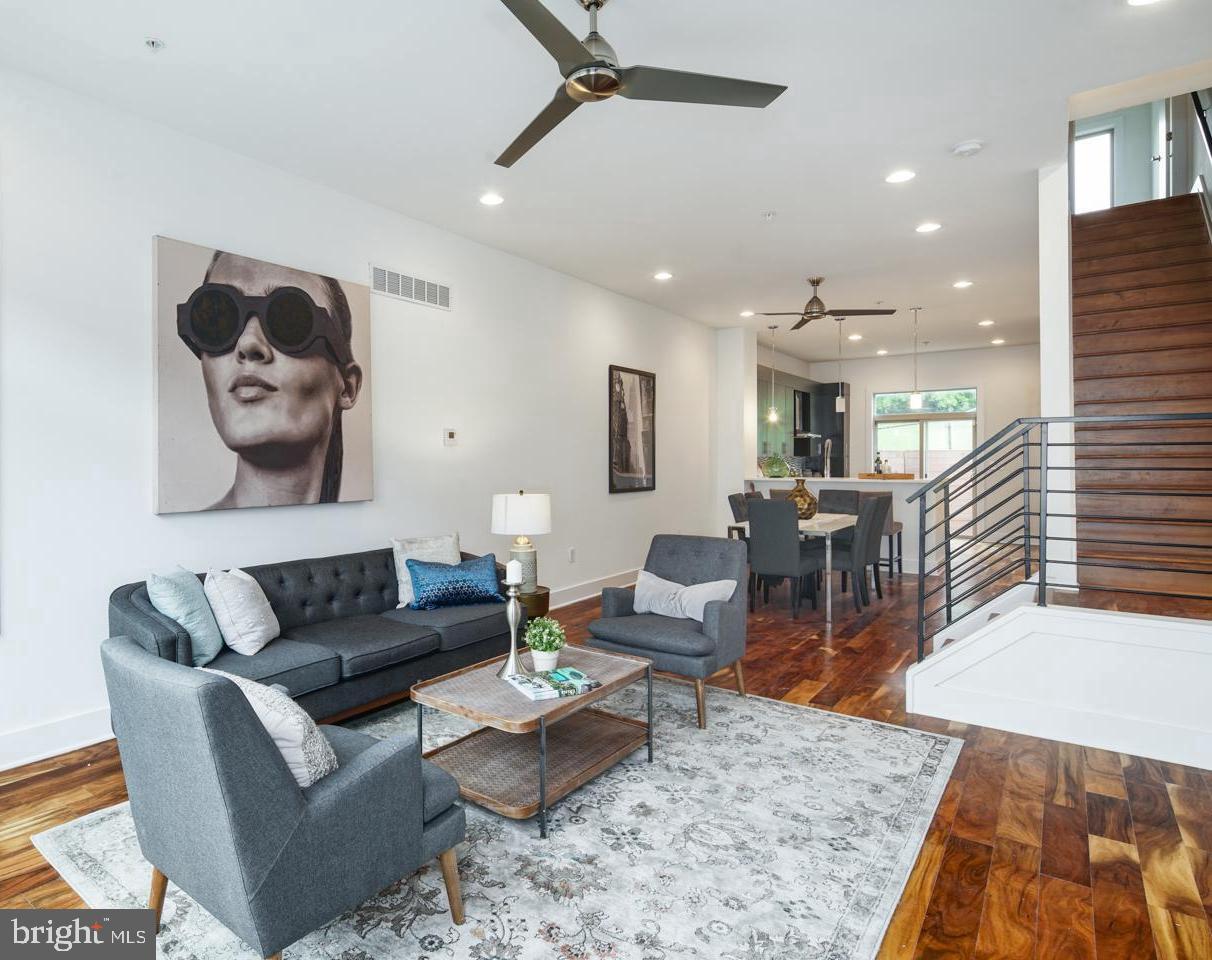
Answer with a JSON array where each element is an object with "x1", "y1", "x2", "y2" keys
[
  {"x1": 760, "y1": 277, "x2": 897, "y2": 330},
  {"x1": 494, "y1": 0, "x2": 787, "y2": 167}
]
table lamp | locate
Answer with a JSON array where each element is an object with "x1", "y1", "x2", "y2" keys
[{"x1": 491, "y1": 491, "x2": 551, "y2": 594}]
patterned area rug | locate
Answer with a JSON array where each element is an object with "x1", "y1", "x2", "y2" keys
[{"x1": 34, "y1": 681, "x2": 959, "y2": 960}]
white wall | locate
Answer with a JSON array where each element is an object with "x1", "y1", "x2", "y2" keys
[
  {"x1": 806, "y1": 344, "x2": 1041, "y2": 475},
  {"x1": 712, "y1": 328, "x2": 757, "y2": 532},
  {"x1": 0, "y1": 70, "x2": 718, "y2": 767}
]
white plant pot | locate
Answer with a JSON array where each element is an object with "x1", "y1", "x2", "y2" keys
[{"x1": 531, "y1": 649, "x2": 560, "y2": 672}]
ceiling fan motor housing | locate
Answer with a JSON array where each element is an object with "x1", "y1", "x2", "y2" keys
[{"x1": 566, "y1": 64, "x2": 621, "y2": 102}]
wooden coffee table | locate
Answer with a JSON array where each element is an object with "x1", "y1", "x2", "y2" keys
[{"x1": 411, "y1": 645, "x2": 652, "y2": 838}]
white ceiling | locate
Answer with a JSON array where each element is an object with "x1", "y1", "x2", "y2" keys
[{"x1": 3, "y1": 0, "x2": 1210, "y2": 361}]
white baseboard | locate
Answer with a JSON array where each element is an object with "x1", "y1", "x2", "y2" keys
[
  {"x1": 550, "y1": 568, "x2": 638, "y2": 611},
  {"x1": 0, "y1": 707, "x2": 113, "y2": 773},
  {"x1": 908, "y1": 605, "x2": 1212, "y2": 768}
]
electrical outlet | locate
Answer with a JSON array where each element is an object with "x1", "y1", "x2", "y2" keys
[
  {"x1": 568, "y1": 547, "x2": 576, "y2": 563},
  {"x1": 442, "y1": 428, "x2": 457, "y2": 447}
]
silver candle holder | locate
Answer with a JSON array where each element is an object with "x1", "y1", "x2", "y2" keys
[{"x1": 496, "y1": 581, "x2": 530, "y2": 679}]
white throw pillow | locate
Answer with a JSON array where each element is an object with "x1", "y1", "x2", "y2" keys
[
  {"x1": 199, "y1": 669, "x2": 337, "y2": 787},
  {"x1": 633, "y1": 570, "x2": 738, "y2": 622},
  {"x1": 203, "y1": 568, "x2": 280, "y2": 656},
  {"x1": 392, "y1": 533, "x2": 461, "y2": 608}
]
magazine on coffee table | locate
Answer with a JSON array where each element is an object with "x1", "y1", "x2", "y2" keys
[{"x1": 505, "y1": 667, "x2": 602, "y2": 701}]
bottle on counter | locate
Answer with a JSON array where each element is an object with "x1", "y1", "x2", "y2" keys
[{"x1": 873, "y1": 452, "x2": 884, "y2": 474}]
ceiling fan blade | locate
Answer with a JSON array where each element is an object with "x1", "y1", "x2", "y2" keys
[
  {"x1": 790, "y1": 316, "x2": 812, "y2": 330},
  {"x1": 498, "y1": 0, "x2": 592, "y2": 75},
  {"x1": 757, "y1": 312, "x2": 805, "y2": 317},
  {"x1": 495, "y1": 87, "x2": 582, "y2": 167},
  {"x1": 825, "y1": 308, "x2": 898, "y2": 316},
  {"x1": 618, "y1": 65, "x2": 786, "y2": 108}
]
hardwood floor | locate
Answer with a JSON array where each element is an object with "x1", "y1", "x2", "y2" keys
[{"x1": 3, "y1": 574, "x2": 1211, "y2": 959}]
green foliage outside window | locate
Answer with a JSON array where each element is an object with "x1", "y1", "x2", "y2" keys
[{"x1": 874, "y1": 388, "x2": 977, "y2": 416}]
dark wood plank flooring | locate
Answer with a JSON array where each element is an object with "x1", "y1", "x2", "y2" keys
[{"x1": 2, "y1": 574, "x2": 1211, "y2": 959}]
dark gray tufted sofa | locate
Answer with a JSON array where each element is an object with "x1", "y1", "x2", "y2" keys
[{"x1": 109, "y1": 548, "x2": 516, "y2": 720}]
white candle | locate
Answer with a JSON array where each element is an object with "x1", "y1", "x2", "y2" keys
[{"x1": 505, "y1": 559, "x2": 523, "y2": 586}]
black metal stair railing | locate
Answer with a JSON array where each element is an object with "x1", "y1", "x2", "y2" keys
[{"x1": 907, "y1": 412, "x2": 1212, "y2": 662}]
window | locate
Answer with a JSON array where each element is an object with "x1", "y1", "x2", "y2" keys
[
  {"x1": 1073, "y1": 130, "x2": 1113, "y2": 214},
  {"x1": 873, "y1": 389, "x2": 977, "y2": 480}
]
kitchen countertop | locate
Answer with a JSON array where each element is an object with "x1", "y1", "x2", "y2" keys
[{"x1": 746, "y1": 476, "x2": 924, "y2": 485}]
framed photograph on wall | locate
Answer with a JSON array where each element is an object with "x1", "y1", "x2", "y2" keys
[
  {"x1": 608, "y1": 365, "x2": 655, "y2": 493},
  {"x1": 154, "y1": 236, "x2": 373, "y2": 514}
]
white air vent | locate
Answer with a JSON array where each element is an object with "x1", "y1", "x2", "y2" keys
[{"x1": 370, "y1": 265, "x2": 451, "y2": 310}]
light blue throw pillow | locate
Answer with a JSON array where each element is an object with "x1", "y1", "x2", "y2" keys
[{"x1": 147, "y1": 566, "x2": 226, "y2": 667}]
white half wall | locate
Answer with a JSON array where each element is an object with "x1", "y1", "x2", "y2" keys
[
  {"x1": 907, "y1": 605, "x2": 1212, "y2": 769},
  {"x1": 0, "y1": 70, "x2": 718, "y2": 768},
  {"x1": 1038, "y1": 161, "x2": 1077, "y2": 585},
  {"x1": 806, "y1": 344, "x2": 1042, "y2": 475}
]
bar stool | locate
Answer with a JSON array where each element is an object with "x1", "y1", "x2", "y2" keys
[{"x1": 883, "y1": 508, "x2": 903, "y2": 576}]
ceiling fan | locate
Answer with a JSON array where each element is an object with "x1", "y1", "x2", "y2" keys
[
  {"x1": 759, "y1": 277, "x2": 898, "y2": 330},
  {"x1": 494, "y1": 0, "x2": 787, "y2": 167}
]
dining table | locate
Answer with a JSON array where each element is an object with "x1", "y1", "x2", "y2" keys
[{"x1": 727, "y1": 512, "x2": 858, "y2": 628}]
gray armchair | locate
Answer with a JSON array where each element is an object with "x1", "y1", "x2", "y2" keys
[
  {"x1": 100, "y1": 636, "x2": 465, "y2": 960},
  {"x1": 586, "y1": 535, "x2": 747, "y2": 729}
]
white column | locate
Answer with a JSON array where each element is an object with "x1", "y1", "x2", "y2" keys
[
  {"x1": 1038, "y1": 161, "x2": 1078, "y2": 587},
  {"x1": 712, "y1": 327, "x2": 757, "y2": 532}
]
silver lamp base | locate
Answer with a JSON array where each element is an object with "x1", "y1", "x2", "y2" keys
[{"x1": 496, "y1": 583, "x2": 529, "y2": 679}]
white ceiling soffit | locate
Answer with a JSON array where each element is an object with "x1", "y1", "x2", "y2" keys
[{"x1": 1, "y1": 1, "x2": 1211, "y2": 361}]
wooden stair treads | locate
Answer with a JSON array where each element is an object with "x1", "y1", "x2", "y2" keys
[{"x1": 1071, "y1": 194, "x2": 1212, "y2": 598}]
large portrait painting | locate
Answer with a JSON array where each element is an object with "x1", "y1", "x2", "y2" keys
[
  {"x1": 608, "y1": 365, "x2": 655, "y2": 493},
  {"x1": 154, "y1": 237, "x2": 373, "y2": 514}
]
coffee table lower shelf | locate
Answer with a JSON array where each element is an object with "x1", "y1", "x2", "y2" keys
[{"x1": 423, "y1": 708, "x2": 648, "y2": 821}]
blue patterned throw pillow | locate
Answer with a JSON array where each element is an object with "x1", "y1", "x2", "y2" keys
[{"x1": 406, "y1": 554, "x2": 505, "y2": 610}]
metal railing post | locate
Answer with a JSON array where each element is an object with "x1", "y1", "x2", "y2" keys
[
  {"x1": 1022, "y1": 429, "x2": 1033, "y2": 580},
  {"x1": 942, "y1": 483, "x2": 954, "y2": 624},
  {"x1": 916, "y1": 493, "x2": 927, "y2": 661},
  {"x1": 1037, "y1": 421, "x2": 1049, "y2": 606}
]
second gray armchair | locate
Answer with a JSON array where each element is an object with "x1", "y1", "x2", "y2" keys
[
  {"x1": 586, "y1": 535, "x2": 748, "y2": 729},
  {"x1": 101, "y1": 636, "x2": 466, "y2": 960}
]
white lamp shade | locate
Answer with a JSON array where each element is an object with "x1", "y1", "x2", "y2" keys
[{"x1": 491, "y1": 493, "x2": 552, "y2": 536}]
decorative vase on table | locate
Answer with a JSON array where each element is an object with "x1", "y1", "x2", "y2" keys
[{"x1": 789, "y1": 478, "x2": 819, "y2": 520}]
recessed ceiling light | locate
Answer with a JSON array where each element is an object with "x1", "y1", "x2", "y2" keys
[
  {"x1": 653, "y1": 271, "x2": 673, "y2": 281},
  {"x1": 885, "y1": 169, "x2": 916, "y2": 184},
  {"x1": 848, "y1": 333, "x2": 863, "y2": 341},
  {"x1": 479, "y1": 192, "x2": 504, "y2": 206},
  {"x1": 978, "y1": 319, "x2": 996, "y2": 327},
  {"x1": 877, "y1": 349, "x2": 888, "y2": 356},
  {"x1": 916, "y1": 222, "x2": 942, "y2": 234},
  {"x1": 991, "y1": 338, "x2": 1006, "y2": 345},
  {"x1": 740, "y1": 310, "x2": 755, "y2": 318},
  {"x1": 144, "y1": 37, "x2": 166, "y2": 51},
  {"x1": 953, "y1": 280, "x2": 974, "y2": 289}
]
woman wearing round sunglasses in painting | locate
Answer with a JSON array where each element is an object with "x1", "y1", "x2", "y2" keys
[{"x1": 176, "y1": 251, "x2": 363, "y2": 508}]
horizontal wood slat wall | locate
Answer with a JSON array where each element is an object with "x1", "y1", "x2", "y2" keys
[{"x1": 1071, "y1": 194, "x2": 1212, "y2": 597}]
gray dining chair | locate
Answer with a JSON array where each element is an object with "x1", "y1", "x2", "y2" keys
[
  {"x1": 100, "y1": 636, "x2": 466, "y2": 960},
  {"x1": 821, "y1": 494, "x2": 892, "y2": 611},
  {"x1": 747, "y1": 499, "x2": 824, "y2": 619}
]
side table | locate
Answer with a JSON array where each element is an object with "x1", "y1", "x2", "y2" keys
[{"x1": 519, "y1": 586, "x2": 550, "y2": 618}]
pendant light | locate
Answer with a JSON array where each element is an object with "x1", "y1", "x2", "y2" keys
[
  {"x1": 766, "y1": 325, "x2": 780, "y2": 424},
  {"x1": 909, "y1": 307, "x2": 924, "y2": 410},
  {"x1": 834, "y1": 319, "x2": 846, "y2": 413}
]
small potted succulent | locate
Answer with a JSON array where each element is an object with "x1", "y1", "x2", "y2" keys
[{"x1": 525, "y1": 616, "x2": 566, "y2": 672}]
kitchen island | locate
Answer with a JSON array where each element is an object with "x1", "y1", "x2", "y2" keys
[{"x1": 745, "y1": 476, "x2": 925, "y2": 575}]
